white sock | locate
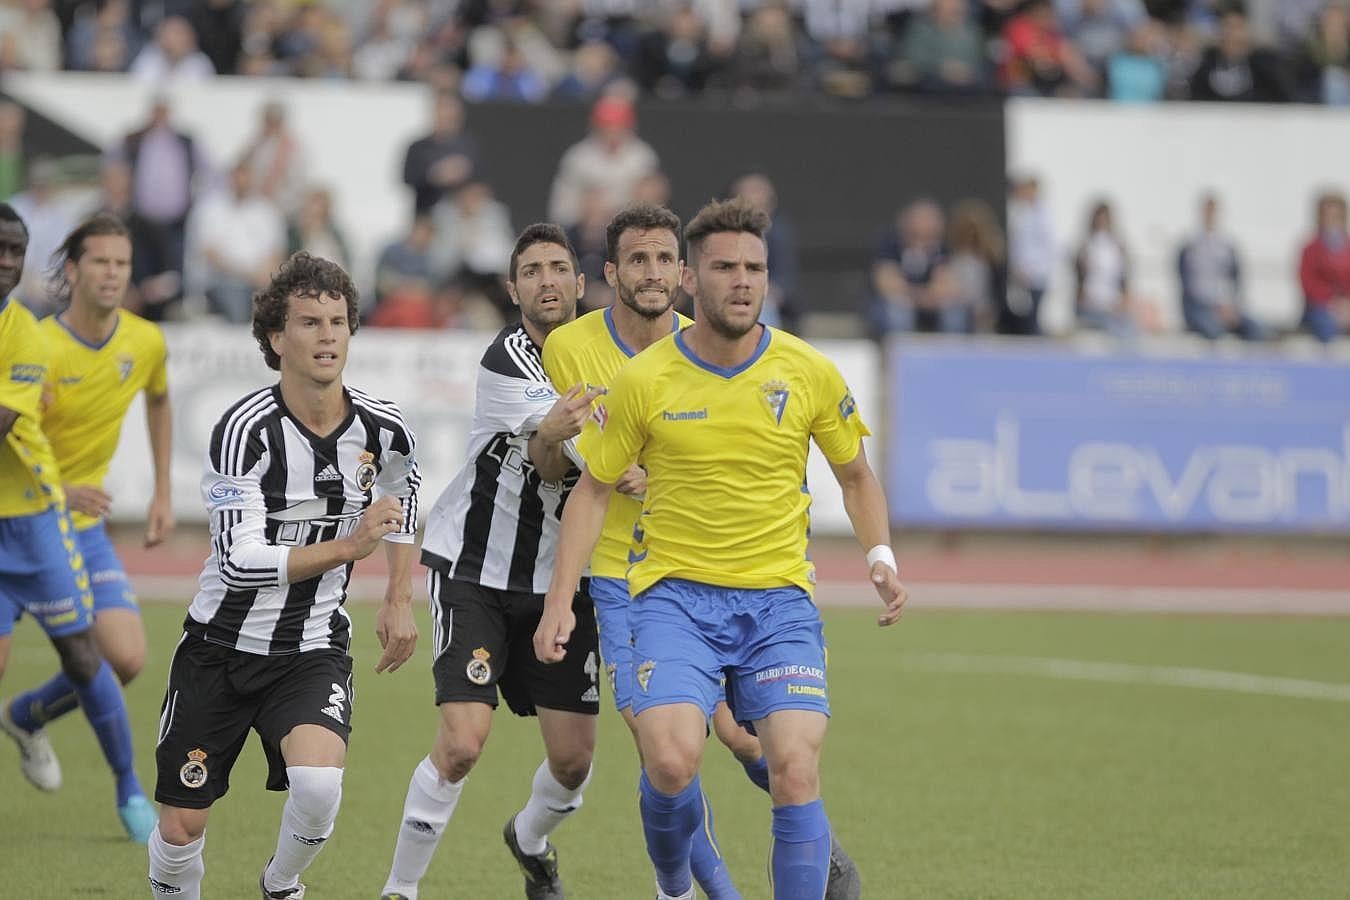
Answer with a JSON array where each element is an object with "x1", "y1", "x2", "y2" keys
[
  {"x1": 656, "y1": 882, "x2": 695, "y2": 900},
  {"x1": 148, "y1": 826, "x2": 205, "y2": 899},
  {"x1": 512, "y1": 759, "x2": 592, "y2": 856},
  {"x1": 382, "y1": 755, "x2": 466, "y2": 898},
  {"x1": 264, "y1": 766, "x2": 344, "y2": 892}
]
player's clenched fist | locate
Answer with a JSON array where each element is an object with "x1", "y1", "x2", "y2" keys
[
  {"x1": 533, "y1": 598, "x2": 576, "y2": 663},
  {"x1": 536, "y1": 383, "x2": 605, "y2": 445},
  {"x1": 345, "y1": 495, "x2": 405, "y2": 560}
]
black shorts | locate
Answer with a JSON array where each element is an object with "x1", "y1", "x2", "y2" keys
[
  {"x1": 427, "y1": 569, "x2": 599, "y2": 717},
  {"x1": 153, "y1": 632, "x2": 354, "y2": 809}
]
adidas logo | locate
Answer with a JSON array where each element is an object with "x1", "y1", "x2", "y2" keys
[
  {"x1": 149, "y1": 877, "x2": 183, "y2": 894},
  {"x1": 291, "y1": 832, "x2": 327, "y2": 846},
  {"x1": 581, "y1": 686, "x2": 599, "y2": 703},
  {"x1": 320, "y1": 704, "x2": 344, "y2": 722},
  {"x1": 315, "y1": 465, "x2": 342, "y2": 481},
  {"x1": 406, "y1": 818, "x2": 436, "y2": 836}
]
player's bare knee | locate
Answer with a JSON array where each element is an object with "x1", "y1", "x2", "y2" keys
[
  {"x1": 767, "y1": 756, "x2": 820, "y2": 805},
  {"x1": 52, "y1": 630, "x2": 104, "y2": 685},
  {"x1": 158, "y1": 807, "x2": 208, "y2": 845},
  {"x1": 430, "y1": 734, "x2": 483, "y2": 782},
  {"x1": 548, "y1": 752, "x2": 593, "y2": 791},
  {"x1": 110, "y1": 650, "x2": 145, "y2": 685},
  {"x1": 643, "y1": 746, "x2": 700, "y2": 794},
  {"x1": 715, "y1": 724, "x2": 761, "y2": 764}
]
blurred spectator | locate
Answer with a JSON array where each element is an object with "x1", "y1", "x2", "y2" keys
[
  {"x1": 870, "y1": 199, "x2": 964, "y2": 334},
  {"x1": 800, "y1": 0, "x2": 877, "y2": 98},
  {"x1": 946, "y1": 198, "x2": 1005, "y2": 332},
  {"x1": 187, "y1": 160, "x2": 286, "y2": 323},
  {"x1": 0, "y1": 0, "x2": 62, "y2": 70},
  {"x1": 0, "y1": 101, "x2": 24, "y2": 201},
  {"x1": 462, "y1": 38, "x2": 550, "y2": 102},
  {"x1": 402, "y1": 89, "x2": 479, "y2": 216},
  {"x1": 553, "y1": 40, "x2": 625, "y2": 101},
  {"x1": 8, "y1": 159, "x2": 78, "y2": 316},
  {"x1": 351, "y1": 0, "x2": 424, "y2": 81},
  {"x1": 191, "y1": 0, "x2": 246, "y2": 76},
  {"x1": 297, "y1": 12, "x2": 355, "y2": 79},
  {"x1": 1296, "y1": 3, "x2": 1350, "y2": 105},
  {"x1": 287, "y1": 186, "x2": 351, "y2": 270},
  {"x1": 374, "y1": 213, "x2": 437, "y2": 317},
  {"x1": 1267, "y1": 0, "x2": 1328, "y2": 52},
  {"x1": 1061, "y1": 0, "x2": 1133, "y2": 79},
  {"x1": 1004, "y1": 173, "x2": 1054, "y2": 335},
  {"x1": 1001, "y1": 0, "x2": 1098, "y2": 96},
  {"x1": 634, "y1": 5, "x2": 718, "y2": 98},
  {"x1": 1074, "y1": 199, "x2": 1152, "y2": 337},
  {"x1": 1177, "y1": 193, "x2": 1267, "y2": 340},
  {"x1": 732, "y1": 171, "x2": 799, "y2": 331},
  {"x1": 241, "y1": 101, "x2": 309, "y2": 215},
  {"x1": 88, "y1": 159, "x2": 133, "y2": 221},
  {"x1": 1188, "y1": 8, "x2": 1290, "y2": 102},
  {"x1": 428, "y1": 179, "x2": 516, "y2": 319},
  {"x1": 1107, "y1": 19, "x2": 1167, "y2": 101},
  {"x1": 111, "y1": 97, "x2": 208, "y2": 321},
  {"x1": 1297, "y1": 190, "x2": 1350, "y2": 342},
  {"x1": 565, "y1": 186, "x2": 616, "y2": 312},
  {"x1": 892, "y1": 0, "x2": 987, "y2": 95},
  {"x1": 130, "y1": 15, "x2": 216, "y2": 83},
  {"x1": 467, "y1": 14, "x2": 567, "y2": 86},
  {"x1": 549, "y1": 95, "x2": 660, "y2": 228},
  {"x1": 632, "y1": 169, "x2": 673, "y2": 207},
  {"x1": 733, "y1": 0, "x2": 803, "y2": 96},
  {"x1": 66, "y1": 0, "x2": 140, "y2": 72}
]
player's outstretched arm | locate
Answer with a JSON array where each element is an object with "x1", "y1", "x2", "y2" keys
[
  {"x1": 144, "y1": 389, "x2": 175, "y2": 547},
  {"x1": 375, "y1": 538, "x2": 417, "y2": 674},
  {"x1": 528, "y1": 383, "x2": 603, "y2": 482},
  {"x1": 828, "y1": 445, "x2": 908, "y2": 627},
  {"x1": 534, "y1": 467, "x2": 613, "y2": 664},
  {"x1": 285, "y1": 495, "x2": 406, "y2": 583}
]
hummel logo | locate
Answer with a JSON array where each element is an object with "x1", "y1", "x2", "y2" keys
[
  {"x1": 315, "y1": 465, "x2": 342, "y2": 481},
  {"x1": 320, "y1": 704, "x2": 344, "y2": 722}
]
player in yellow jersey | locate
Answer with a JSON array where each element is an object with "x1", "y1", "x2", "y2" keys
[
  {"x1": 542, "y1": 202, "x2": 860, "y2": 899},
  {"x1": 3, "y1": 214, "x2": 171, "y2": 819},
  {"x1": 0, "y1": 204, "x2": 156, "y2": 843},
  {"x1": 536, "y1": 198, "x2": 907, "y2": 900}
]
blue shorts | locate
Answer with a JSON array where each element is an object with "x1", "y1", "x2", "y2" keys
[
  {"x1": 589, "y1": 576, "x2": 636, "y2": 712},
  {"x1": 77, "y1": 522, "x2": 138, "y2": 615},
  {"x1": 0, "y1": 508, "x2": 95, "y2": 639},
  {"x1": 627, "y1": 579, "x2": 829, "y2": 726}
]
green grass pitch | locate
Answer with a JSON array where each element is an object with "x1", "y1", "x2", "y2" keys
[{"x1": 1, "y1": 602, "x2": 1348, "y2": 898}]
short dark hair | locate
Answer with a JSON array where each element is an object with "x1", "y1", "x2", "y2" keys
[
  {"x1": 508, "y1": 223, "x2": 579, "y2": 282},
  {"x1": 0, "y1": 202, "x2": 28, "y2": 238},
  {"x1": 605, "y1": 203, "x2": 682, "y2": 264},
  {"x1": 683, "y1": 197, "x2": 769, "y2": 264},
  {"x1": 49, "y1": 213, "x2": 131, "y2": 306},
  {"x1": 251, "y1": 252, "x2": 360, "y2": 371}
]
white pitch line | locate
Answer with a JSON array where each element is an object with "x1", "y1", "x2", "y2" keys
[{"x1": 900, "y1": 652, "x2": 1350, "y2": 703}]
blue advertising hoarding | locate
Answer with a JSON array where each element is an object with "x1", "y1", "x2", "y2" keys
[{"x1": 887, "y1": 341, "x2": 1350, "y2": 532}]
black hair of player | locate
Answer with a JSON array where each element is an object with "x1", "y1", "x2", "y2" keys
[
  {"x1": 683, "y1": 197, "x2": 770, "y2": 265},
  {"x1": 604, "y1": 203, "x2": 683, "y2": 264},
  {"x1": 508, "y1": 223, "x2": 579, "y2": 282},
  {"x1": 48, "y1": 213, "x2": 131, "y2": 307},
  {"x1": 252, "y1": 252, "x2": 360, "y2": 371},
  {"x1": 0, "y1": 202, "x2": 28, "y2": 238}
]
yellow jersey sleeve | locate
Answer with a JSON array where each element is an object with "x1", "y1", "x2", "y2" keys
[
  {"x1": 809, "y1": 356, "x2": 871, "y2": 465},
  {"x1": 585, "y1": 364, "x2": 647, "y2": 486},
  {"x1": 0, "y1": 301, "x2": 64, "y2": 516},
  {"x1": 145, "y1": 324, "x2": 169, "y2": 397}
]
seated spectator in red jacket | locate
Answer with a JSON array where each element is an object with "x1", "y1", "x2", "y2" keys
[
  {"x1": 1001, "y1": 0, "x2": 1097, "y2": 96},
  {"x1": 1298, "y1": 191, "x2": 1350, "y2": 342}
]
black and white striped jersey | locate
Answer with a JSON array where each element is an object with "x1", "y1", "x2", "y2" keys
[
  {"x1": 186, "y1": 384, "x2": 420, "y2": 656},
  {"x1": 420, "y1": 323, "x2": 578, "y2": 594}
]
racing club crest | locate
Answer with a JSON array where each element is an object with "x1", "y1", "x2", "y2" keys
[
  {"x1": 180, "y1": 748, "x2": 208, "y2": 789},
  {"x1": 466, "y1": 647, "x2": 492, "y2": 685},
  {"x1": 117, "y1": 354, "x2": 134, "y2": 383},
  {"x1": 760, "y1": 380, "x2": 789, "y2": 425},
  {"x1": 355, "y1": 451, "x2": 378, "y2": 492}
]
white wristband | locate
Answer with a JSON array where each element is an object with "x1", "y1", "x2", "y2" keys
[{"x1": 866, "y1": 545, "x2": 897, "y2": 573}]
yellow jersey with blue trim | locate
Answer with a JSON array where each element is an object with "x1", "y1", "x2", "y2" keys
[
  {"x1": 39, "y1": 309, "x2": 168, "y2": 529},
  {"x1": 584, "y1": 325, "x2": 870, "y2": 598},
  {"x1": 542, "y1": 306, "x2": 690, "y2": 579},
  {"x1": 0, "y1": 297, "x2": 65, "y2": 517}
]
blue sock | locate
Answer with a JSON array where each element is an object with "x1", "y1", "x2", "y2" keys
[
  {"x1": 770, "y1": 800, "x2": 831, "y2": 900},
  {"x1": 72, "y1": 662, "x2": 142, "y2": 807},
  {"x1": 741, "y1": 756, "x2": 771, "y2": 794},
  {"x1": 638, "y1": 770, "x2": 702, "y2": 897},
  {"x1": 10, "y1": 672, "x2": 80, "y2": 732},
  {"x1": 689, "y1": 789, "x2": 740, "y2": 899}
]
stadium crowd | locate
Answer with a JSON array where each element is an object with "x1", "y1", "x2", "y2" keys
[{"x1": 0, "y1": 0, "x2": 1347, "y2": 342}]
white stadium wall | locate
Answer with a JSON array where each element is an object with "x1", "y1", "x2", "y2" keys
[{"x1": 1007, "y1": 98, "x2": 1350, "y2": 335}]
